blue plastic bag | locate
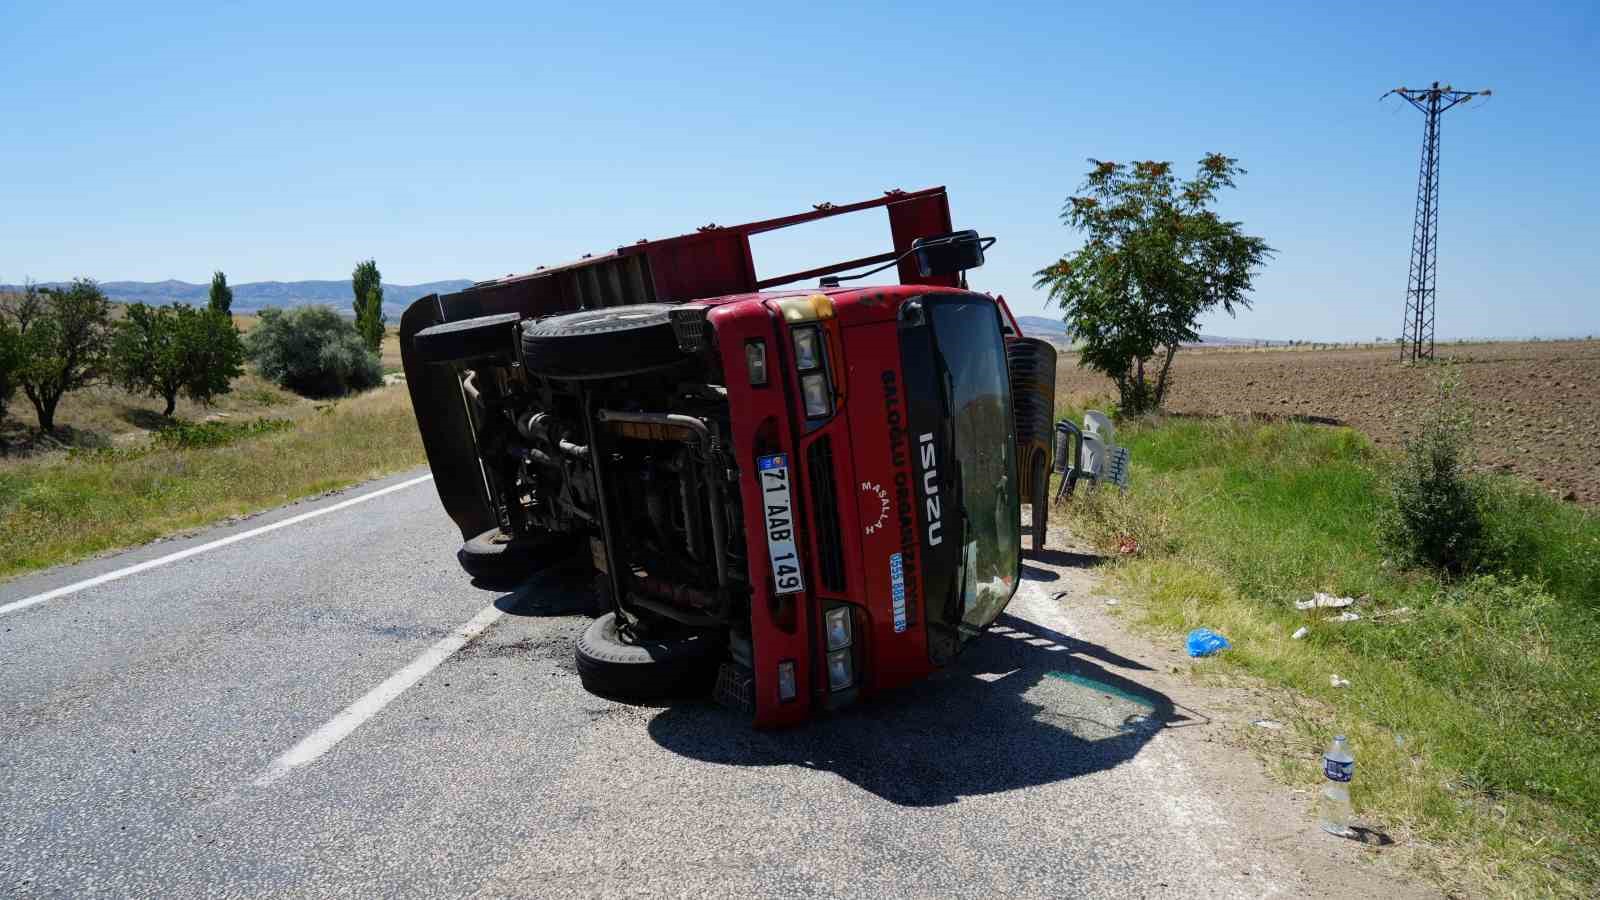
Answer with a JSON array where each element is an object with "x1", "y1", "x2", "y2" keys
[{"x1": 1186, "y1": 628, "x2": 1231, "y2": 657}]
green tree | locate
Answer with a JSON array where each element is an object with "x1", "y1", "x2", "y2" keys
[
  {"x1": 0, "y1": 308, "x2": 20, "y2": 425},
  {"x1": 208, "y1": 270, "x2": 233, "y2": 315},
  {"x1": 351, "y1": 259, "x2": 385, "y2": 355},
  {"x1": 1035, "y1": 155, "x2": 1272, "y2": 414},
  {"x1": 0, "y1": 279, "x2": 113, "y2": 433},
  {"x1": 245, "y1": 305, "x2": 381, "y2": 397},
  {"x1": 110, "y1": 303, "x2": 245, "y2": 416}
]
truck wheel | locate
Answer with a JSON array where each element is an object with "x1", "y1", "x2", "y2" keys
[
  {"x1": 458, "y1": 527, "x2": 577, "y2": 589},
  {"x1": 520, "y1": 304, "x2": 683, "y2": 377},
  {"x1": 412, "y1": 312, "x2": 522, "y2": 365},
  {"x1": 575, "y1": 613, "x2": 722, "y2": 700},
  {"x1": 1030, "y1": 452, "x2": 1049, "y2": 552}
]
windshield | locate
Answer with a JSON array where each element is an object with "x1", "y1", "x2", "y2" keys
[{"x1": 927, "y1": 298, "x2": 1021, "y2": 632}]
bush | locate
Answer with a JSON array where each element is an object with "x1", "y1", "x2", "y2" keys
[
  {"x1": 1379, "y1": 369, "x2": 1481, "y2": 573},
  {"x1": 154, "y1": 417, "x2": 293, "y2": 449},
  {"x1": 244, "y1": 306, "x2": 381, "y2": 397}
]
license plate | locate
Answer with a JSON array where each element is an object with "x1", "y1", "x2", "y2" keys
[{"x1": 757, "y1": 454, "x2": 805, "y2": 594}]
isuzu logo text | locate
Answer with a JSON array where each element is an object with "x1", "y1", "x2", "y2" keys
[{"x1": 918, "y1": 432, "x2": 943, "y2": 547}]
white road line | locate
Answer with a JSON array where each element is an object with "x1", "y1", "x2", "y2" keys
[
  {"x1": 0, "y1": 473, "x2": 434, "y2": 619},
  {"x1": 254, "y1": 604, "x2": 504, "y2": 786}
]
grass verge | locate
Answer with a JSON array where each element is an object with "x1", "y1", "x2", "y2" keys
[
  {"x1": 0, "y1": 384, "x2": 425, "y2": 580},
  {"x1": 1055, "y1": 413, "x2": 1599, "y2": 896}
]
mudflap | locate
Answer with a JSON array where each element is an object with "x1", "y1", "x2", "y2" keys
[{"x1": 398, "y1": 295, "x2": 497, "y2": 541}]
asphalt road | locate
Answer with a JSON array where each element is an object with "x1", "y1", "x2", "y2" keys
[{"x1": 2, "y1": 470, "x2": 1304, "y2": 898}]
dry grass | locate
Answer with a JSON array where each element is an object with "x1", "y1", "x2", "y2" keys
[
  {"x1": 2, "y1": 315, "x2": 403, "y2": 455},
  {"x1": 0, "y1": 384, "x2": 424, "y2": 579},
  {"x1": 0, "y1": 309, "x2": 419, "y2": 580},
  {"x1": 1, "y1": 373, "x2": 306, "y2": 455},
  {"x1": 380, "y1": 324, "x2": 402, "y2": 373}
]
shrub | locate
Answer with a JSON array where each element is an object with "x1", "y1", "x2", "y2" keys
[
  {"x1": 1379, "y1": 368, "x2": 1481, "y2": 573},
  {"x1": 154, "y1": 417, "x2": 293, "y2": 449},
  {"x1": 243, "y1": 306, "x2": 381, "y2": 397}
]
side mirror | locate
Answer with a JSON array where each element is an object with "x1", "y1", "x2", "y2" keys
[{"x1": 912, "y1": 230, "x2": 991, "y2": 277}]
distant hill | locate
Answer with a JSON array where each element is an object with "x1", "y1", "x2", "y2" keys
[
  {"x1": 1016, "y1": 315, "x2": 1287, "y2": 347},
  {"x1": 1016, "y1": 315, "x2": 1067, "y2": 337},
  {"x1": 1, "y1": 279, "x2": 475, "y2": 318}
]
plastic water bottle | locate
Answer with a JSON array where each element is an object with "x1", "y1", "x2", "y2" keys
[{"x1": 1319, "y1": 735, "x2": 1355, "y2": 836}]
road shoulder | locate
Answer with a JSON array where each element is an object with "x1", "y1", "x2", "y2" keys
[{"x1": 1030, "y1": 537, "x2": 1438, "y2": 899}]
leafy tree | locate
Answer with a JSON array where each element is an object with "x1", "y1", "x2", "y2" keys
[
  {"x1": 110, "y1": 303, "x2": 244, "y2": 416},
  {"x1": 0, "y1": 278, "x2": 113, "y2": 433},
  {"x1": 208, "y1": 270, "x2": 233, "y2": 315},
  {"x1": 181, "y1": 308, "x2": 247, "y2": 405},
  {"x1": 1035, "y1": 155, "x2": 1272, "y2": 414},
  {"x1": 351, "y1": 259, "x2": 385, "y2": 355},
  {"x1": 0, "y1": 310, "x2": 20, "y2": 425},
  {"x1": 244, "y1": 305, "x2": 381, "y2": 397}
]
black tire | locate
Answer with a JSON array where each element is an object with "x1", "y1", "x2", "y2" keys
[
  {"x1": 1030, "y1": 452, "x2": 1049, "y2": 552},
  {"x1": 575, "y1": 612, "x2": 722, "y2": 700},
  {"x1": 413, "y1": 313, "x2": 522, "y2": 365},
  {"x1": 458, "y1": 527, "x2": 578, "y2": 589},
  {"x1": 520, "y1": 304, "x2": 683, "y2": 377},
  {"x1": 1008, "y1": 337, "x2": 1058, "y2": 446}
]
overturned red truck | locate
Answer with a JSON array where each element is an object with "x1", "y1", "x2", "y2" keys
[{"x1": 400, "y1": 188, "x2": 1057, "y2": 726}]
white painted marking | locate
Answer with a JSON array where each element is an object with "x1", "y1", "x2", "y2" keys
[
  {"x1": 0, "y1": 474, "x2": 435, "y2": 619},
  {"x1": 254, "y1": 604, "x2": 504, "y2": 786}
]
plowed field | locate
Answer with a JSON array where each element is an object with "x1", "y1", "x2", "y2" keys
[{"x1": 1054, "y1": 339, "x2": 1600, "y2": 504}]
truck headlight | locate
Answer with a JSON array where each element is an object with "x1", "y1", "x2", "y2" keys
[
  {"x1": 745, "y1": 340, "x2": 769, "y2": 386},
  {"x1": 777, "y1": 659, "x2": 798, "y2": 702},
  {"x1": 826, "y1": 649, "x2": 853, "y2": 691},
  {"x1": 800, "y1": 373, "x2": 831, "y2": 418},
  {"x1": 824, "y1": 606, "x2": 852, "y2": 651},
  {"x1": 793, "y1": 327, "x2": 823, "y2": 371}
]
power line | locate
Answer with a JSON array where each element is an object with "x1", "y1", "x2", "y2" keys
[{"x1": 1382, "y1": 82, "x2": 1491, "y2": 362}]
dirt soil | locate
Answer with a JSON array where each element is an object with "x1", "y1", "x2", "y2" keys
[
  {"x1": 1055, "y1": 339, "x2": 1600, "y2": 504},
  {"x1": 1031, "y1": 537, "x2": 1440, "y2": 898}
]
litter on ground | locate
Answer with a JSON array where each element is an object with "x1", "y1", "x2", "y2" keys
[
  {"x1": 1292, "y1": 626, "x2": 1309, "y2": 640},
  {"x1": 1296, "y1": 592, "x2": 1355, "y2": 611},
  {"x1": 1252, "y1": 719, "x2": 1285, "y2": 729},
  {"x1": 1326, "y1": 611, "x2": 1361, "y2": 623},
  {"x1": 1186, "y1": 628, "x2": 1231, "y2": 657},
  {"x1": 1330, "y1": 674, "x2": 1351, "y2": 688}
]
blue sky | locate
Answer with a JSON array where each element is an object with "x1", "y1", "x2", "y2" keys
[{"x1": 2, "y1": 1, "x2": 1595, "y2": 340}]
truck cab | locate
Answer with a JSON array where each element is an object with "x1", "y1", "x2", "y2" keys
[{"x1": 399, "y1": 188, "x2": 1057, "y2": 726}]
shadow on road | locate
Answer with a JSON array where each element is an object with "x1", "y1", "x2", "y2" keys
[
  {"x1": 1020, "y1": 563, "x2": 1059, "y2": 583},
  {"x1": 491, "y1": 568, "x2": 595, "y2": 617},
  {"x1": 1023, "y1": 547, "x2": 1105, "y2": 569},
  {"x1": 647, "y1": 611, "x2": 1189, "y2": 807}
]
